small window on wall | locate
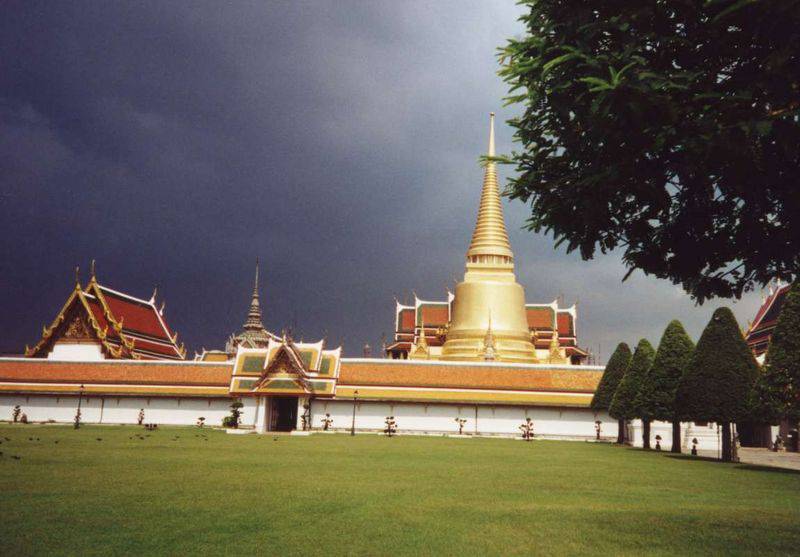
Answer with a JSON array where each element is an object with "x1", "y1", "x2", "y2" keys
[{"x1": 695, "y1": 421, "x2": 708, "y2": 427}]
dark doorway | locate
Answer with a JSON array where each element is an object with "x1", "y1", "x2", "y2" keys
[
  {"x1": 270, "y1": 397, "x2": 298, "y2": 432},
  {"x1": 738, "y1": 422, "x2": 771, "y2": 448}
]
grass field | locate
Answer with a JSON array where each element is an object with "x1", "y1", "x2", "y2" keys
[{"x1": 0, "y1": 425, "x2": 798, "y2": 556}]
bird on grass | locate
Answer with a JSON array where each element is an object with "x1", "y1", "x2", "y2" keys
[
  {"x1": 96, "y1": 438, "x2": 102, "y2": 442},
  {"x1": 11, "y1": 455, "x2": 21, "y2": 460}
]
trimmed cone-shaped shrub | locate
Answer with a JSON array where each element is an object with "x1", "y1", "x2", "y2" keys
[
  {"x1": 591, "y1": 342, "x2": 632, "y2": 444},
  {"x1": 753, "y1": 284, "x2": 800, "y2": 424},
  {"x1": 677, "y1": 307, "x2": 759, "y2": 461},
  {"x1": 610, "y1": 339, "x2": 655, "y2": 420},
  {"x1": 610, "y1": 339, "x2": 655, "y2": 443},
  {"x1": 591, "y1": 343, "x2": 632, "y2": 411},
  {"x1": 635, "y1": 321, "x2": 694, "y2": 452}
]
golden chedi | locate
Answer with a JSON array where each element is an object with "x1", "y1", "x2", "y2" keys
[{"x1": 441, "y1": 113, "x2": 538, "y2": 363}]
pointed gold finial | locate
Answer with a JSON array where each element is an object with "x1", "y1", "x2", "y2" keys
[
  {"x1": 90, "y1": 260, "x2": 96, "y2": 282},
  {"x1": 488, "y1": 112, "x2": 495, "y2": 157},
  {"x1": 74, "y1": 266, "x2": 81, "y2": 289},
  {"x1": 465, "y1": 112, "x2": 513, "y2": 265},
  {"x1": 483, "y1": 310, "x2": 496, "y2": 361},
  {"x1": 548, "y1": 315, "x2": 565, "y2": 364},
  {"x1": 409, "y1": 316, "x2": 429, "y2": 359}
]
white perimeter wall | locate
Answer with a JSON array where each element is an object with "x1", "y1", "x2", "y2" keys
[
  {"x1": 627, "y1": 420, "x2": 745, "y2": 452},
  {"x1": 0, "y1": 395, "x2": 262, "y2": 428},
  {"x1": 310, "y1": 399, "x2": 612, "y2": 440},
  {"x1": 6, "y1": 394, "x2": 728, "y2": 446}
]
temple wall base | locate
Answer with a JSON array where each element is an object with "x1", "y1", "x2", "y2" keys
[
  {"x1": 310, "y1": 399, "x2": 611, "y2": 440},
  {"x1": 0, "y1": 395, "x2": 252, "y2": 428}
]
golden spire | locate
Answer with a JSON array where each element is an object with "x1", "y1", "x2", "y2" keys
[
  {"x1": 466, "y1": 112, "x2": 513, "y2": 265},
  {"x1": 548, "y1": 314, "x2": 565, "y2": 363},
  {"x1": 416, "y1": 318, "x2": 428, "y2": 350},
  {"x1": 409, "y1": 316, "x2": 429, "y2": 359},
  {"x1": 441, "y1": 112, "x2": 537, "y2": 363},
  {"x1": 483, "y1": 311, "x2": 496, "y2": 361}
]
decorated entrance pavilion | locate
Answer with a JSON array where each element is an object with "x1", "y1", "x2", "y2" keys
[{"x1": 229, "y1": 339, "x2": 340, "y2": 432}]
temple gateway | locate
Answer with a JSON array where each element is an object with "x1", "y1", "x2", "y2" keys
[{"x1": 0, "y1": 115, "x2": 716, "y2": 447}]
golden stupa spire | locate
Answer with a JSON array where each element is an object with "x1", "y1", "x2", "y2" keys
[
  {"x1": 440, "y1": 112, "x2": 537, "y2": 363},
  {"x1": 466, "y1": 112, "x2": 513, "y2": 266}
]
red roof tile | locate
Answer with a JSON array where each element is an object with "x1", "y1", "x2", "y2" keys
[
  {"x1": 419, "y1": 305, "x2": 448, "y2": 326},
  {"x1": 99, "y1": 286, "x2": 172, "y2": 341}
]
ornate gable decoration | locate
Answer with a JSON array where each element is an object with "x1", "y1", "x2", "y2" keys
[
  {"x1": 63, "y1": 312, "x2": 94, "y2": 341},
  {"x1": 254, "y1": 344, "x2": 312, "y2": 394},
  {"x1": 25, "y1": 283, "x2": 129, "y2": 359},
  {"x1": 229, "y1": 338, "x2": 340, "y2": 397}
]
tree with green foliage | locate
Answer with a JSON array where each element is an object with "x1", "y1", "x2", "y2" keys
[
  {"x1": 498, "y1": 2, "x2": 800, "y2": 303},
  {"x1": 591, "y1": 342, "x2": 632, "y2": 444},
  {"x1": 677, "y1": 308, "x2": 759, "y2": 461},
  {"x1": 753, "y1": 284, "x2": 800, "y2": 425},
  {"x1": 609, "y1": 339, "x2": 655, "y2": 448},
  {"x1": 635, "y1": 321, "x2": 695, "y2": 453}
]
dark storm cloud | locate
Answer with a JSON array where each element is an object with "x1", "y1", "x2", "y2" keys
[{"x1": 0, "y1": 1, "x2": 762, "y2": 358}]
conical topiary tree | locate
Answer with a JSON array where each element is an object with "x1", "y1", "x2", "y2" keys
[
  {"x1": 635, "y1": 321, "x2": 694, "y2": 453},
  {"x1": 753, "y1": 284, "x2": 800, "y2": 425},
  {"x1": 591, "y1": 342, "x2": 632, "y2": 444},
  {"x1": 676, "y1": 307, "x2": 759, "y2": 462},
  {"x1": 610, "y1": 339, "x2": 655, "y2": 447}
]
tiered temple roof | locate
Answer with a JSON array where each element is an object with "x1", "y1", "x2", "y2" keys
[
  {"x1": 386, "y1": 295, "x2": 587, "y2": 363},
  {"x1": 25, "y1": 265, "x2": 185, "y2": 360},
  {"x1": 745, "y1": 282, "x2": 791, "y2": 359},
  {"x1": 223, "y1": 261, "x2": 279, "y2": 356}
]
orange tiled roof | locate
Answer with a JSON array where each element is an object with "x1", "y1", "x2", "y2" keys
[
  {"x1": 0, "y1": 359, "x2": 231, "y2": 386},
  {"x1": 339, "y1": 360, "x2": 601, "y2": 393}
]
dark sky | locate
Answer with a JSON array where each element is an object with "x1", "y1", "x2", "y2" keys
[{"x1": 0, "y1": 1, "x2": 764, "y2": 359}]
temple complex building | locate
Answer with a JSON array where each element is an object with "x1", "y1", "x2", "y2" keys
[
  {"x1": 387, "y1": 295, "x2": 585, "y2": 364},
  {"x1": 1, "y1": 112, "x2": 670, "y2": 444},
  {"x1": 386, "y1": 114, "x2": 587, "y2": 365},
  {"x1": 24, "y1": 264, "x2": 185, "y2": 361},
  {"x1": 745, "y1": 281, "x2": 790, "y2": 363}
]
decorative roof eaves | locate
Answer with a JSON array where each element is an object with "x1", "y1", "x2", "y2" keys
[{"x1": 25, "y1": 287, "x2": 82, "y2": 357}]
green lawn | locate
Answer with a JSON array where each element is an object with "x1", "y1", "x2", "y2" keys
[{"x1": 0, "y1": 425, "x2": 798, "y2": 556}]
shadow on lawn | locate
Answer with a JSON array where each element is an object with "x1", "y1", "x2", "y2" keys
[{"x1": 662, "y1": 453, "x2": 800, "y2": 475}]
